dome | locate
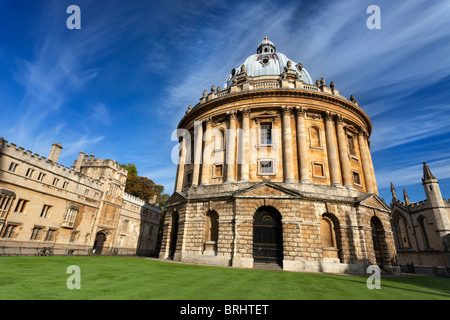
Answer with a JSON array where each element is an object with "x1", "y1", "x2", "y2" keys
[{"x1": 224, "y1": 37, "x2": 313, "y2": 89}]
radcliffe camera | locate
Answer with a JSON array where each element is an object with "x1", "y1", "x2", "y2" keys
[{"x1": 0, "y1": 0, "x2": 449, "y2": 312}]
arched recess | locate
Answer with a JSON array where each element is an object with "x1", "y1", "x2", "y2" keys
[
  {"x1": 169, "y1": 211, "x2": 179, "y2": 259},
  {"x1": 93, "y1": 231, "x2": 109, "y2": 254},
  {"x1": 253, "y1": 206, "x2": 283, "y2": 265},
  {"x1": 417, "y1": 215, "x2": 432, "y2": 249},
  {"x1": 204, "y1": 211, "x2": 219, "y2": 254},
  {"x1": 370, "y1": 216, "x2": 386, "y2": 268},
  {"x1": 320, "y1": 213, "x2": 342, "y2": 262},
  {"x1": 392, "y1": 211, "x2": 411, "y2": 249}
]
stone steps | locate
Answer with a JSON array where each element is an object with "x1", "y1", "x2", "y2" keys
[{"x1": 253, "y1": 262, "x2": 283, "y2": 271}]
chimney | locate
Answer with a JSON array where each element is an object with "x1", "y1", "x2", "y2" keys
[
  {"x1": 74, "y1": 151, "x2": 85, "y2": 172},
  {"x1": 48, "y1": 143, "x2": 63, "y2": 163}
]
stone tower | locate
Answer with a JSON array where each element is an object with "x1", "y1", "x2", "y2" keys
[{"x1": 160, "y1": 38, "x2": 397, "y2": 274}]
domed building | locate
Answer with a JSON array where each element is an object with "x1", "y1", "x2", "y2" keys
[{"x1": 159, "y1": 38, "x2": 398, "y2": 274}]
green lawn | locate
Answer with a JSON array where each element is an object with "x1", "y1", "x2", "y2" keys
[{"x1": 0, "y1": 256, "x2": 449, "y2": 300}]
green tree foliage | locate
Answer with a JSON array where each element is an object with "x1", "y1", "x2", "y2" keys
[{"x1": 120, "y1": 163, "x2": 138, "y2": 177}]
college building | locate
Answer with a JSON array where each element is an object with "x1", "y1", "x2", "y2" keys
[{"x1": 0, "y1": 138, "x2": 161, "y2": 256}]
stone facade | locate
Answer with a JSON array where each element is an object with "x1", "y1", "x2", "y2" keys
[
  {"x1": 0, "y1": 138, "x2": 161, "y2": 256},
  {"x1": 159, "y1": 38, "x2": 398, "y2": 274},
  {"x1": 390, "y1": 162, "x2": 450, "y2": 271}
]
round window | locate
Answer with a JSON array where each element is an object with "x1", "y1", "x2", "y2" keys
[{"x1": 261, "y1": 56, "x2": 270, "y2": 65}]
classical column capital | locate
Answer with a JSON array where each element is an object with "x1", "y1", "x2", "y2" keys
[
  {"x1": 240, "y1": 107, "x2": 251, "y2": 118},
  {"x1": 335, "y1": 114, "x2": 345, "y2": 124},
  {"x1": 358, "y1": 126, "x2": 368, "y2": 137},
  {"x1": 323, "y1": 111, "x2": 335, "y2": 121},
  {"x1": 227, "y1": 110, "x2": 238, "y2": 120},
  {"x1": 295, "y1": 105, "x2": 307, "y2": 117},
  {"x1": 281, "y1": 105, "x2": 293, "y2": 117}
]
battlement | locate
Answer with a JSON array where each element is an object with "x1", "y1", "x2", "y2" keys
[
  {"x1": 408, "y1": 199, "x2": 430, "y2": 212},
  {"x1": 74, "y1": 155, "x2": 127, "y2": 176},
  {"x1": 123, "y1": 192, "x2": 161, "y2": 213},
  {"x1": 0, "y1": 137, "x2": 103, "y2": 189}
]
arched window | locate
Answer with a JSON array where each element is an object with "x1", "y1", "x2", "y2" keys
[
  {"x1": 320, "y1": 217, "x2": 335, "y2": 247},
  {"x1": 213, "y1": 128, "x2": 225, "y2": 151},
  {"x1": 393, "y1": 213, "x2": 411, "y2": 249},
  {"x1": 418, "y1": 216, "x2": 432, "y2": 249},
  {"x1": 310, "y1": 126, "x2": 321, "y2": 148}
]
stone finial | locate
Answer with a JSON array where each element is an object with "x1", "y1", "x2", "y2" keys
[
  {"x1": 330, "y1": 81, "x2": 335, "y2": 89},
  {"x1": 390, "y1": 182, "x2": 396, "y2": 199},
  {"x1": 241, "y1": 64, "x2": 246, "y2": 73},
  {"x1": 203, "y1": 90, "x2": 208, "y2": 97},
  {"x1": 350, "y1": 94, "x2": 356, "y2": 102},
  {"x1": 217, "y1": 86, "x2": 221, "y2": 93},
  {"x1": 211, "y1": 85, "x2": 215, "y2": 93},
  {"x1": 186, "y1": 104, "x2": 192, "y2": 114},
  {"x1": 320, "y1": 77, "x2": 325, "y2": 85},
  {"x1": 315, "y1": 79, "x2": 320, "y2": 86},
  {"x1": 286, "y1": 60, "x2": 292, "y2": 69}
]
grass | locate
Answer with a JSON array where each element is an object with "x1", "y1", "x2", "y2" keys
[{"x1": 0, "y1": 256, "x2": 449, "y2": 300}]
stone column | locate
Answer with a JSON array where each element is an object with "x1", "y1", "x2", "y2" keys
[
  {"x1": 191, "y1": 120, "x2": 203, "y2": 187},
  {"x1": 365, "y1": 138, "x2": 379, "y2": 195},
  {"x1": 200, "y1": 118, "x2": 213, "y2": 186},
  {"x1": 175, "y1": 131, "x2": 188, "y2": 191},
  {"x1": 239, "y1": 108, "x2": 250, "y2": 182},
  {"x1": 225, "y1": 110, "x2": 237, "y2": 183},
  {"x1": 281, "y1": 106, "x2": 295, "y2": 183},
  {"x1": 357, "y1": 128, "x2": 374, "y2": 193},
  {"x1": 324, "y1": 112, "x2": 341, "y2": 186},
  {"x1": 295, "y1": 106, "x2": 310, "y2": 183},
  {"x1": 335, "y1": 115, "x2": 352, "y2": 188}
]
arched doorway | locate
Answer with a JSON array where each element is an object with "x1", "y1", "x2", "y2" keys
[
  {"x1": 93, "y1": 232, "x2": 107, "y2": 254},
  {"x1": 370, "y1": 217, "x2": 384, "y2": 267},
  {"x1": 169, "y1": 212, "x2": 179, "y2": 259},
  {"x1": 253, "y1": 206, "x2": 283, "y2": 265}
]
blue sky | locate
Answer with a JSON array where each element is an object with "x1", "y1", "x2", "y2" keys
[{"x1": 1, "y1": 0, "x2": 450, "y2": 204}]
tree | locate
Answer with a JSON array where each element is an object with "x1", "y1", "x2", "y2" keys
[
  {"x1": 120, "y1": 163, "x2": 165, "y2": 203},
  {"x1": 120, "y1": 163, "x2": 138, "y2": 177}
]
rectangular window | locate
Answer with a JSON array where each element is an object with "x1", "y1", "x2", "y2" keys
[
  {"x1": 45, "y1": 229, "x2": 56, "y2": 242},
  {"x1": 25, "y1": 168, "x2": 35, "y2": 178},
  {"x1": 347, "y1": 135, "x2": 356, "y2": 156},
  {"x1": 313, "y1": 163, "x2": 325, "y2": 177},
  {"x1": 62, "y1": 181, "x2": 69, "y2": 189},
  {"x1": 52, "y1": 178, "x2": 59, "y2": 186},
  {"x1": 37, "y1": 172, "x2": 46, "y2": 182},
  {"x1": 353, "y1": 171, "x2": 361, "y2": 185},
  {"x1": 84, "y1": 189, "x2": 89, "y2": 196},
  {"x1": 260, "y1": 123, "x2": 272, "y2": 145},
  {"x1": 260, "y1": 160, "x2": 274, "y2": 174},
  {"x1": 14, "y1": 199, "x2": 29, "y2": 214},
  {"x1": 8, "y1": 162, "x2": 18, "y2": 173},
  {"x1": 0, "y1": 195, "x2": 13, "y2": 218},
  {"x1": 40, "y1": 205, "x2": 52, "y2": 218},
  {"x1": 30, "y1": 227, "x2": 43, "y2": 240},
  {"x1": 213, "y1": 164, "x2": 223, "y2": 177},
  {"x1": 2, "y1": 224, "x2": 18, "y2": 238}
]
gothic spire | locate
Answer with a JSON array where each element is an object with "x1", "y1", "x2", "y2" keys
[
  {"x1": 390, "y1": 182, "x2": 396, "y2": 199},
  {"x1": 422, "y1": 162, "x2": 436, "y2": 181}
]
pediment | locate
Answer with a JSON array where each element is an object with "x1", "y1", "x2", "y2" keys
[
  {"x1": 165, "y1": 191, "x2": 187, "y2": 207},
  {"x1": 234, "y1": 181, "x2": 301, "y2": 198},
  {"x1": 358, "y1": 194, "x2": 390, "y2": 212}
]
